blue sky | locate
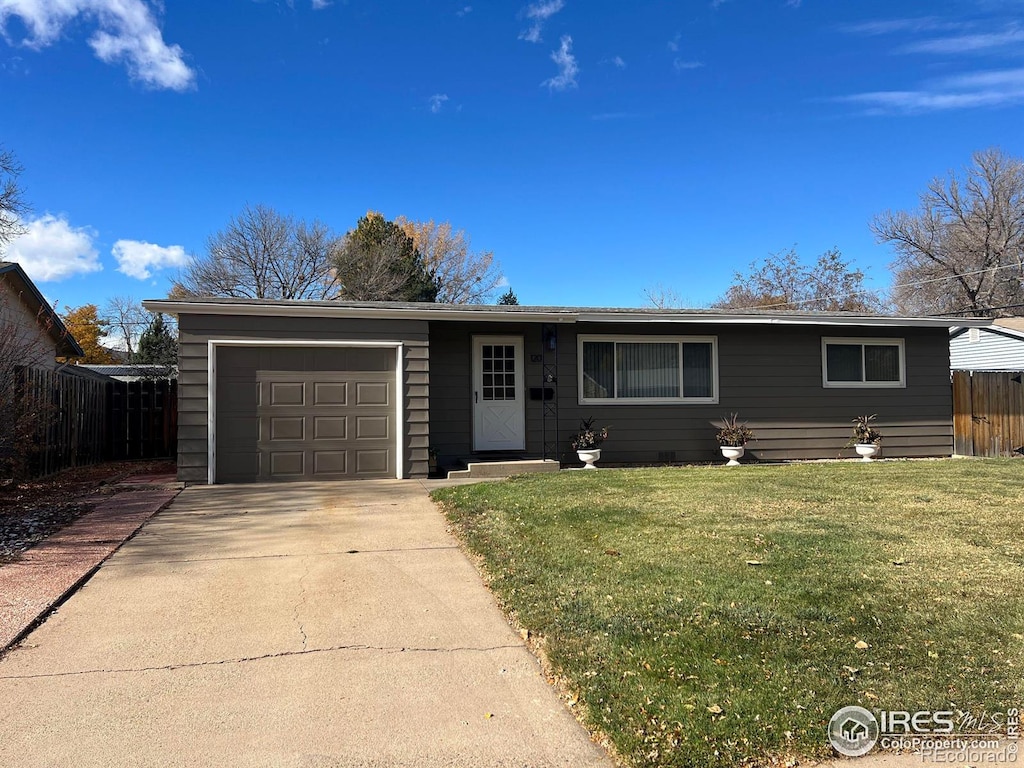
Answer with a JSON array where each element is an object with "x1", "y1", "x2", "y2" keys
[{"x1": 2, "y1": 0, "x2": 1023, "y2": 313}]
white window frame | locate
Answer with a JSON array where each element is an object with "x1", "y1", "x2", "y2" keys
[
  {"x1": 577, "y1": 334, "x2": 719, "y2": 405},
  {"x1": 821, "y1": 337, "x2": 906, "y2": 389}
]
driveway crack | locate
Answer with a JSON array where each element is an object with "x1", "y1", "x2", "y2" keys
[
  {"x1": 293, "y1": 558, "x2": 311, "y2": 651},
  {"x1": 0, "y1": 643, "x2": 524, "y2": 679}
]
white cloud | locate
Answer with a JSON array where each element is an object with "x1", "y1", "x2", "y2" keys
[
  {"x1": 2, "y1": 214, "x2": 101, "y2": 281},
  {"x1": 674, "y1": 58, "x2": 704, "y2": 71},
  {"x1": 429, "y1": 93, "x2": 449, "y2": 113},
  {"x1": 312, "y1": 0, "x2": 331, "y2": 9},
  {"x1": 0, "y1": 0, "x2": 195, "y2": 91},
  {"x1": 902, "y1": 25, "x2": 1024, "y2": 54},
  {"x1": 542, "y1": 34, "x2": 578, "y2": 91},
  {"x1": 456, "y1": 5, "x2": 472, "y2": 17},
  {"x1": 519, "y1": 0, "x2": 564, "y2": 43},
  {"x1": 842, "y1": 17, "x2": 966, "y2": 36},
  {"x1": 668, "y1": 33, "x2": 681, "y2": 52},
  {"x1": 611, "y1": 55, "x2": 625, "y2": 68},
  {"x1": 839, "y1": 67, "x2": 1024, "y2": 114},
  {"x1": 112, "y1": 239, "x2": 188, "y2": 279}
]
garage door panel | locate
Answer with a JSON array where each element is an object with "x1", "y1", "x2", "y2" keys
[
  {"x1": 314, "y1": 382, "x2": 347, "y2": 405},
  {"x1": 313, "y1": 451, "x2": 347, "y2": 475},
  {"x1": 221, "y1": 415, "x2": 259, "y2": 443},
  {"x1": 218, "y1": 452, "x2": 260, "y2": 482},
  {"x1": 314, "y1": 416, "x2": 347, "y2": 439},
  {"x1": 217, "y1": 351, "x2": 397, "y2": 483},
  {"x1": 355, "y1": 450, "x2": 390, "y2": 474},
  {"x1": 269, "y1": 382, "x2": 305, "y2": 406},
  {"x1": 218, "y1": 379, "x2": 260, "y2": 412},
  {"x1": 356, "y1": 382, "x2": 390, "y2": 406},
  {"x1": 269, "y1": 417, "x2": 304, "y2": 441},
  {"x1": 355, "y1": 415, "x2": 389, "y2": 440},
  {"x1": 268, "y1": 451, "x2": 305, "y2": 477}
]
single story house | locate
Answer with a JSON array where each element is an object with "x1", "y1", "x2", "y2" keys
[
  {"x1": 1, "y1": 261, "x2": 84, "y2": 367},
  {"x1": 950, "y1": 319, "x2": 1024, "y2": 371},
  {"x1": 143, "y1": 297, "x2": 988, "y2": 484}
]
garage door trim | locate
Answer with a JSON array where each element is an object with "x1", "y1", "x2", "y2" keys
[{"x1": 207, "y1": 339, "x2": 405, "y2": 484}]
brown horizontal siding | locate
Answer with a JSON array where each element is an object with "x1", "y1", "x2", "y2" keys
[{"x1": 428, "y1": 320, "x2": 954, "y2": 466}]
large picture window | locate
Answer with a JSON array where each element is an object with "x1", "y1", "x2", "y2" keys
[
  {"x1": 822, "y1": 338, "x2": 905, "y2": 388},
  {"x1": 578, "y1": 335, "x2": 718, "y2": 404}
]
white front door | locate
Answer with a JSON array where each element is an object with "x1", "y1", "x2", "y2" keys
[{"x1": 472, "y1": 336, "x2": 526, "y2": 451}]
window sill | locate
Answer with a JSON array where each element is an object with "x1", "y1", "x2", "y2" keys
[{"x1": 579, "y1": 397, "x2": 719, "y2": 405}]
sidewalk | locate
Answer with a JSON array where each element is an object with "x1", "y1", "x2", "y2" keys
[{"x1": 0, "y1": 477, "x2": 181, "y2": 651}]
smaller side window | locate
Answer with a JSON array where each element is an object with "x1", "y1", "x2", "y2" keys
[{"x1": 822, "y1": 338, "x2": 905, "y2": 388}]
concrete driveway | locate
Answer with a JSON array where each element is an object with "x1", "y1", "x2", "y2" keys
[{"x1": 0, "y1": 481, "x2": 613, "y2": 768}]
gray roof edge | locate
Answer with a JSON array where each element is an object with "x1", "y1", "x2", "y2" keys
[{"x1": 142, "y1": 297, "x2": 994, "y2": 329}]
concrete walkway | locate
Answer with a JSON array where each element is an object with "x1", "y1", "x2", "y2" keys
[
  {"x1": 0, "y1": 484, "x2": 181, "y2": 650},
  {"x1": 0, "y1": 480, "x2": 613, "y2": 768}
]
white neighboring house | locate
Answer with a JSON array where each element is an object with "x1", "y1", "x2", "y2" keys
[
  {"x1": 0, "y1": 261, "x2": 84, "y2": 368},
  {"x1": 950, "y1": 318, "x2": 1024, "y2": 371}
]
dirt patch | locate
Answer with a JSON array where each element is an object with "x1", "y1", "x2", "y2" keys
[{"x1": 0, "y1": 460, "x2": 176, "y2": 564}]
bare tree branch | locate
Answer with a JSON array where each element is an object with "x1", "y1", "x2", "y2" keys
[
  {"x1": 395, "y1": 217, "x2": 502, "y2": 303},
  {"x1": 712, "y1": 248, "x2": 884, "y2": 312},
  {"x1": 873, "y1": 148, "x2": 1024, "y2": 317},
  {"x1": 103, "y1": 295, "x2": 149, "y2": 360},
  {"x1": 0, "y1": 146, "x2": 29, "y2": 247},
  {"x1": 171, "y1": 204, "x2": 341, "y2": 300}
]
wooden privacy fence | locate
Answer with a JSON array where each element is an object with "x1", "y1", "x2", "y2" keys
[
  {"x1": 21, "y1": 367, "x2": 109, "y2": 478},
  {"x1": 952, "y1": 369, "x2": 1024, "y2": 458},
  {"x1": 107, "y1": 378, "x2": 178, "y2": 461},
  {"x1": 13, "y1": 369, "x2": 178, "y2": 479}
]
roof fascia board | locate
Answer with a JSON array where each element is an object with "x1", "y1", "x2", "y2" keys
[
  {"x1": 577, "y1": 313, "x2": 992, "y2": 328},
  {"x1": 143, "y1": 301, "x2": 576, "y2": 323},
  {"x1": 143, "y1": 300, "x2": 992, "y2": 329}
]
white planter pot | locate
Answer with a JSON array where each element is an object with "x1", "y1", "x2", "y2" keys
[
  {"x1": 720, "y1": 445, "x2": 745, "y2": 466},
  {"x1": 577, "y1": 449, "x2": 601, "y2": 469},
  {"x1": 855, "y1": 443, "x2": 879, "y2": 462}
]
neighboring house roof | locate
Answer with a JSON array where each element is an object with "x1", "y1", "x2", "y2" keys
[
  {"x1": 78, "y1": 364, "x2": 177, "y2": 378},
  {"x1": 0, "y1": 261, "x2": 85, "y2": 357},
  {"x1": 61, "y1": 364, "x2": 117, "y2": 382},
  {"x1": 993, "y1": 317, "x2": 1024, "y2": 333},
  {"x1": 950, "y1": 323, "x2": 1024, "y2": 370},
  {"x1": 144, "y1": 297, "x2": 991, "y2": 329}
]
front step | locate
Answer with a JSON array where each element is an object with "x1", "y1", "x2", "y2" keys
[{"x1": 447, "y1": 459, "x2": 560, "y2": 479}]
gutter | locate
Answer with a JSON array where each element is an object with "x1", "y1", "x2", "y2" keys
[{"x1": 143, "y1": 299, "x2": 993, "y2": 329}]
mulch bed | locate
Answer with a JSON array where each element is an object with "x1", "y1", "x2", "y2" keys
[{"x1": 0, "y1": 460, "x2": 176, "y2": 564}]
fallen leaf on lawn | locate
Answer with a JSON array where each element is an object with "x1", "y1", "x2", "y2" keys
[
  {"x1": 855, "y1": 640, "x2": 870, "y2": 649},
  {"x1": 746, "y1": 560, "x2": 763, "y2": 566},
  {"x1": 707, "y1": 705, "x2": 724, "y2": 714},
  {"x1": 928, "y1": 650, "x2": 939, "y2": 659},
  {"x1": 604, "y1": 549, "x2": 620, "y2": 557}
]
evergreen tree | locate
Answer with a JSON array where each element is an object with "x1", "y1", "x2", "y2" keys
[
  {"x1": 497, "y1": 288, "x2": 519, "y2": 305},
  {"x1": 136, "y1": 313, "x2": 178, "y2": 367}
]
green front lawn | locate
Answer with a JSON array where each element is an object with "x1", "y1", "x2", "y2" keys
[{"x1": 432, "y1": 461, "x2": 1024, "y2": 767}]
